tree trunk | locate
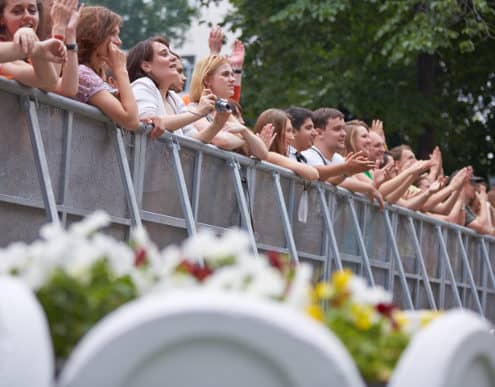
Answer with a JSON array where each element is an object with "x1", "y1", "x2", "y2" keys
[{"x1": 416, "y1": 53, "x2": 436, "y2": 159}]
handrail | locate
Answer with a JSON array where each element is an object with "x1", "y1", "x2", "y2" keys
[{"x1": 1, "y1": 77, "x2": 494, "y2": 322}]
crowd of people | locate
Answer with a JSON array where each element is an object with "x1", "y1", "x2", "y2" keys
[{"x1": 1, "y1": 0, "x2": 494, "y2": 236}]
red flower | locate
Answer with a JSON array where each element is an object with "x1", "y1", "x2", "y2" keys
[
  {"x1": 134, "y1": 248, "x2": 148, "y2": 267},
  {"x1": 178, "y1": 260, "x2": 213, "y2": 282},
  {"x1": 376, "y1": 303, "x2": 396, "y2": 318},
  {"x1": 268, "y1": 251, "x2": 284, "y2": 271}
]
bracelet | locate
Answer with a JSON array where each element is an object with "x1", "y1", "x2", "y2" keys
[
  {"x1": 187, "y1": 110, "x2": 205, "y2": 118},
  {"x1": 65, "y1": 43, "x2": 78, "y2": 51},
  {"x1": 52, "y1": 34, "x2": 65, "y2": 41}
]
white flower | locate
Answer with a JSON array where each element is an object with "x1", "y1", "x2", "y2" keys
[
  {"x1": 69, "y1": 210, "x2": 110, "y2": 237},
  {"x1": 181, "y1": 230, "x2": 218, "y2": 259},
  {"x1": 285, "y1": 262, "x2": 312, "y2": 310},
  {"x1": 348, "y1": 276, "x2": 392, "y2": 305}
]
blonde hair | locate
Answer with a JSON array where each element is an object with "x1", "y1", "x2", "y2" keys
[
  {"x1": 189, "y1": 55, "x2": 230, "y2": 103},
  {"x1": 344, "y1": 122, "x2": 368, "y2": 155}
]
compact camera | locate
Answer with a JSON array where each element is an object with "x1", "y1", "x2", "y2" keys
[{"x1": 215, "y1": 98, "x2": 232, "y2": 113}]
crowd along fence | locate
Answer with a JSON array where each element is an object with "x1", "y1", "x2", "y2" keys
[{"x1": 1, "y1": 77, "x2": 494, "y2": 321}]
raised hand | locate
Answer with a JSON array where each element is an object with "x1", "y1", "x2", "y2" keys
[
  {"x1": 13, "y1": 27, "x2": 39, "y2": 56},
  {"x1": 31, "y1": 38, "x2": 67, "y2": 63},
  {"x1": 66, "y1": 1, "x2": 82, "y2": 34},
  {"x1": 208, "y1": 25, "x2": 224, "y2": 55},
  {"x1": 345, "y1": 151, "x2": 376, "y2": 174},
  {"x1": 51, "y1": 0, "x2": 78, "y2": 32},
  {"x1": 373, "y1": 162, "x2": 394, "y2": 188},
  {"x1": 229, "y1": 40, "x2": 245, "y2": 69},
  {"x1": 370, "y1": 119, "x2": 384, "y2": 136},
  {"x1": 256, "y1": 123, "x2": 277, "y2": 150},
  {"x1": 428, "y1": 180, "x2": 442, "y2": 194}
]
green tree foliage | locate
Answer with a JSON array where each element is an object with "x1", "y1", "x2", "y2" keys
[
  {"x1": 86, "y1": 0, "x2": 199, "y2": 48},
  {"x1": 217, "y1": 0, "x2": 495, "y2": 177}
]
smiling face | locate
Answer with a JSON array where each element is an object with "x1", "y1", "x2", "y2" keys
[
  {"x1": 0, "y1": 0, "x2": 39, "y2": 39},
  {"x1": 354, "y1": 126, "x2": 371, "y2": 154},
  {"x1": 322, "y1": 116, "x2": 345, "y2": 153},
  {"x1": 205, "y1": 63, "x2": 235, "y2": 99},
  {"x1": 294, "y1": 117, "x2": 316, "y2": 152},
  {"x1": 368, "y1": 131, "x2": 385, "y2": 163}
]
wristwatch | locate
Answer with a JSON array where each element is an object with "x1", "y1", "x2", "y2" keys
[{"x1": 66, "y1": 43, "x2": 78, "y2": 52}]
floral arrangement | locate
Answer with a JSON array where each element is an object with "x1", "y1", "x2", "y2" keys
[
  {"x1": 306, "y1": 270, "x2": 440, "y2": 383},
  {"x1": 0, "y1": 211, "x2": 312, "y2": 363},
  {"x1": 0, "y1": 212, "x2": 439, "y2": 381}
]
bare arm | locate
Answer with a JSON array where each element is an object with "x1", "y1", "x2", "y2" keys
[
  {"x1": 266, "y1": 152, "x2": 319, "y2": 180},
  {"x1": 54, "y1": 1, "x2": 80, "y2": 97},
  {"x1": 90, "y1": 43, "x2": 139, "y2": 130},
  {"x1": 339, "y1": 177, "x2": 385, "y2": 210}
]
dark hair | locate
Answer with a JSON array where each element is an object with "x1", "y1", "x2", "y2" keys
[
  {"x1": 389, "y1": 145, "x2": 412, "y2": 161},
  {"x1": 312, "y1": 107, "x2": 344, "y2": 129},
  {"x1": 253, "y1": 109, "x2": 289, "y2": 156},
  {"x1": 285, "y1": 106, "x2": 313, "y2": 131},
  {"x1": 127, "y1": 35, "x2": 170, "y2": 83},
  {"x1": 0, "y1": 0, "x2": 44, "y2": 40},
  {"x1": 76, "y1": 6, "x2": 122, "y2": 68}
]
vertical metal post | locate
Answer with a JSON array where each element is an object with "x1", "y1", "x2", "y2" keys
[
  {"x1": 384, "y1": 210, "x2": 414, "y2": 309},
  {"x1": 191, "y1": 151, "x2": 203, "y2": 221},
  {"x1": 435, "y1": 225, "x2": 463, "y2": 307},
  {"x1": 23, "y1": 97, "x2": 59, "y2": 224},
  {"x1": 480, "y1": 238, "x2": 495, "y2": 299},
  {"x1": 229, "y1": 159, "x2": 258, "y2": 255},
  {"x1": 347, "y1": 196, "x2": 375, "y2": 286},
  {"x1": 407, "y1": 217, "x2": 437, "y2": 309},
  {"x1": 114, "y1": 128, "x2": 142, "y2": 226},
  {"x1": 131, "y1": 132, "x2": 147, "y2": 206},
  {"x1": 272, "y1": 172, "x2": 298, "y2": 262},
  {"x1": 318, "y1": 185, "x2": 343, "y2": 270},
  {"x1": 456, "y1": 231, "x2": 483, "y2": 315},
  {"x1": 168, "y1": 139, "x2": 196, "y2": 236},
  {"x1": 60, "y1": 110, "x2": 73, "y2": 225}
]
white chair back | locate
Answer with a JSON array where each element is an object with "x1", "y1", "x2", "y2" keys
[
  {"x1": 58, "y1": 291, "x2": 366, "y2": 387},
  {"x1": 0, "y1": 276, "x2": 54, "y2": 387},
  {"x1": 389, "y1": 310, "x2": 495, "y2": 387}
]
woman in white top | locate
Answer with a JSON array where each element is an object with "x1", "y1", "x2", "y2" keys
[{"x1": 127, "y1": 36, "x2": 228, "y2": 141}]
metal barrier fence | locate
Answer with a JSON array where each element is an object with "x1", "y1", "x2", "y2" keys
[{"x1": 1, "y1": 77, "x2": 494, "y2": 320}]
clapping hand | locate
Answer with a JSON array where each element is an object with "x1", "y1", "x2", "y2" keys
[{"x1": 256, "y1": 123, "x2": 277, "y2": 150}]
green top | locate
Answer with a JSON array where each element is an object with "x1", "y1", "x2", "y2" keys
[{"x1": 363, "y1": 170, "x2": 373, "y2": 179}]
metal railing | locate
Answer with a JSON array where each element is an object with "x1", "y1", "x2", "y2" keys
[{"x1": 1, "y1": 77, "x2": 494, "y2": 320}]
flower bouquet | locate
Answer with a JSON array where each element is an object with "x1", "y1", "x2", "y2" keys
[
  {"x1": 0, "y1": 212, "x2": 312, "y2": 365},
  {"x1": 307, "y1": 270, "x2": 441, "y2": 383}
]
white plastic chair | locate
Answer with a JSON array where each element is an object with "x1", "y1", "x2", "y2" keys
[
  {"x1": 0, "y1": 276, "x2": 54, "y2": 387},
  {"x1": 389, "y1": 310, "x2": 495, "y2": 387},
  {"x1": 58, "y1": 291, "x2": 366, "y2": 387}
]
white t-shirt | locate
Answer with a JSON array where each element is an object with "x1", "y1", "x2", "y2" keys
[
  {"x1": 131, "y1": 76, "x2": 197, "y2": 137},
  {"x1": 302, "y1": 146, "x2": 345, "y2": 166}
]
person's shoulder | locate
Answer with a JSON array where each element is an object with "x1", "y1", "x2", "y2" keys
[
  {"x1": 131, "y1": 76, "x2": 157, "y2": 90},
  {"x1": 302, "y1": 146, "x2": 324, "y2": 166},
  {"x1": 330, "y1": 152, "x2": 345, "y2": 165}
]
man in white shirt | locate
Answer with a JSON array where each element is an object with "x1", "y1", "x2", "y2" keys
[{"x1": 303, "y1": 107, "x2": 384, "y2": 209}]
